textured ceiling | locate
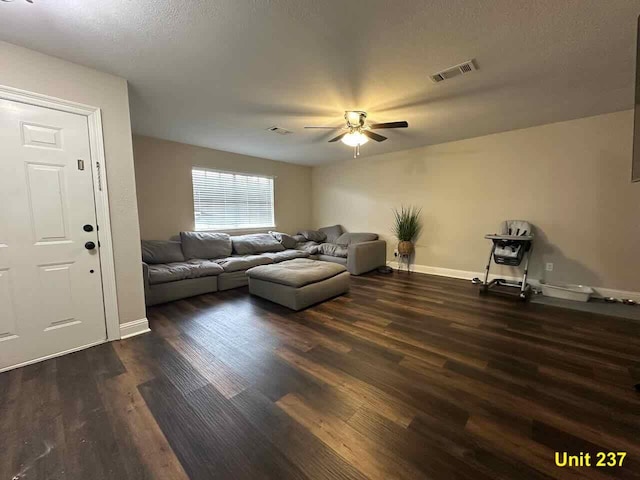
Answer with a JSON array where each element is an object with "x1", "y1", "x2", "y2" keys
[{"x1": 1, "y1": 0, "x2": 640, "y2": 165}]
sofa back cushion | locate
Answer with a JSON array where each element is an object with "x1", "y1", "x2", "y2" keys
[
  {"x1": 232, "y1": 233, "x2": 285, "y2": 255},
  {"x1": 180, "y1": 231, "x2": 232, "y2": 259},
  {"x1": 292, "y1": 234, "x2": 307, "y2": 243},
  {"x1": 141, "y1": 240, "x2": 185, "y2": 264},
  {"x1": 319, "y1": 225, "x2": 344, "y2": 243},
  {"x1": 269, "y1": 231, "x2": 298, "y2": 249},
  {"x1": 298, "y1": 230, "x2": 327, "y2": 243},
  {"x1": 336, "y1": 232, "x2": 378, "y2": 246}
]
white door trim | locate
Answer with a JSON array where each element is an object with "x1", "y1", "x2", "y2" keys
[{"x1": 0, "y1": 84, "x2": 121, "y2": 341}]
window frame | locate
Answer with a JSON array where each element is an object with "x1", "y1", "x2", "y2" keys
[{"x1": 191, "y1": 166, "x2": 276, "y2": 233}]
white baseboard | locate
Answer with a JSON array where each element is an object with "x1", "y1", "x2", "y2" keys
[
  {"x1": 387, "y1": 261, "x2": 523, "y2": 283},
  {"x1": 119, "y1": 317, "x2": 150, "y2": 339},
  {"x1": 387, "y1": 261, "x2": 640, "y2": 302},
  {"x1": 592, "y1": 287, "x2": 640, "y2": 303}
]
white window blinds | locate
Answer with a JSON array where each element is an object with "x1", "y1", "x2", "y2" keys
[{"x1": 192, "y1": 168, "x2": 275, "y2": 231}]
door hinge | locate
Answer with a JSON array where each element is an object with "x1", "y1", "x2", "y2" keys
[{"x1": 96, "y1": 161, "x2": 103, "y2": 191}]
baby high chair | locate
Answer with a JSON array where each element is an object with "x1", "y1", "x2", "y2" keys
[{"x1": 479, "y1": 220, "x2": 534, "y2": 300}]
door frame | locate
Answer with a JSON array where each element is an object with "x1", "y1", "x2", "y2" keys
[{"x1": 0, "y1": 84, "x2": 121, "y2": 341}]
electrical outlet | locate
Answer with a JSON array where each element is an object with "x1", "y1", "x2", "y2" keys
[
  {"x1": 545, "y1": 262, "x2": 554, "y2": 272},
  {"x1": 393, "y1": 249, "x2": 399, "y2": 257}
]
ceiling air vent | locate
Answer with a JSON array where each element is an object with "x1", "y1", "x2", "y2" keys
[
  {"x1": 267, "y1": 126, "x2": 293, "y2": 135},
  {"x1": 430, "y1": 59, "x2": 477, "y2": 83}
]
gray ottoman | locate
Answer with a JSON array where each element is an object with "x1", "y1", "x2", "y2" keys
[{"x1": 246, "y1": 258, "x2": 350, "y2": 310}]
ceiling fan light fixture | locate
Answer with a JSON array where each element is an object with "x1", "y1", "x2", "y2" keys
[
  {"x1": 305, "y1": 110, "x2": 407, "y2": 157},
  {"x1": 341, "y1": 131, "x2": 368, "y2": 147},
  {"x1": 345, "y1": 110, "x2": 365, "y2": 126}
]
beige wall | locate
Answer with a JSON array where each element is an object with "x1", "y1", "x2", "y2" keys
[
  {"x1": 313, "y1": 110, "x2": 640, "y2": 292},
  {"x1": 133, "y1": 135, "x2": 312, "y2": 240},
  {"x1": 0, "y1": 41, "x2": 146, "y2": 325}
]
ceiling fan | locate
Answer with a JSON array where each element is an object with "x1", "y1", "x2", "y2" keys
[{"x1": 305, "y1": 111, "x2": 408, "y2": 157}]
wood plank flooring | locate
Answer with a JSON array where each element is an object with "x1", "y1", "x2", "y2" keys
[{"x1": 2, "y1": 271, "x2": 640, "y2": 479}]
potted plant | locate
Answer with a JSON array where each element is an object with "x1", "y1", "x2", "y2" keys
[{"x1": 392, "y1": 206, "x2": 422, "y2": 255}]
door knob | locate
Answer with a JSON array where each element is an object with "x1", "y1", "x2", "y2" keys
[
  {"x1": 83, "y1": 224, "x2": 94, "y2": 232},
  {"x1": 85, "y1": 241, "x2": 96, "y2": 250}
]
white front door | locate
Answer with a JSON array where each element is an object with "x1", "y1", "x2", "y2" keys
[{"x1": 0, "y1": 98, "x2": 106, "y2": 372}]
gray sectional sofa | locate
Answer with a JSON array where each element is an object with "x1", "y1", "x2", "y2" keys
[{"x1": 141, "y1": 227, "x2": 386, "y2": 306}]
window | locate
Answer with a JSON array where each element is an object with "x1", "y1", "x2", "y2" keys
[{"x1": 191, "y1": 167, "x2": 275, "y2": 231}]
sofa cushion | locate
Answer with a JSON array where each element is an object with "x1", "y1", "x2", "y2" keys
[
  {"x1": 214, "y1": 254, "x2": 274, "y2": 273},
  {"x1": 316, "y1": 254, "x2": 347, "y2": 266},
  {"x1": 296, "y1": 241, "x2": 320, "y2": 255},
  {"x1": 336, "y1": 232, "x2": 378, "y2": 246},
  {"x1": 186, "y1": 259, "x2": 224, "y2": 278},
  {"x1": 218, "y1": 271, "x2": 249, "y2": 291},
  {"x1": 246, "y1": 258, "x2": 347, "y2": 288},
  {"x1": 262, "y1": 249, "x2": 310, "y2": 263},
  {"x1": 319, "y1": 225, "x2": 344, "y2": 244},
  {"x1": 298, "y1": 230, "x2": 327, "y2": 243},
  {"x1": 180, "y1": 231, "x2": 232, "y2": 259},
  {"x1": 148, "y1": 262, "x2": 192, "y2": 285},
  {"x1": 318, "y1": 243, "x2": 349, "y2": 258},
  {"x1": 141, "y1": 240, "x2": 185, "y2": 264},
  {"x1": 232, "y1": 233, "x2": 285, "y2": 255},
  {"x1": 292, "y1": 234, "x2": 307, "y2": 243},
  {"x1": 269, "y1": 231, "x2": 298, "y2": 249}
]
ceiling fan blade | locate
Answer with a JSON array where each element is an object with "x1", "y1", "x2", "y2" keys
[
  {"x1": 304, "y1": 126, "x2": 343, "y2": 129},
  {"x1": 368, "y1": 121, "x2": 409, "y2": 129},
  {"x1": 363, "y1": 130, "x2": 387, "y2": 142},
  {"x1": 328, "y1": 132, "x2": 348, "y2": 143}
]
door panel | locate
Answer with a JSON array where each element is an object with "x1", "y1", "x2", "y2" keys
[
  {"x1": 27, "y1": 163, "x2": 70, "y2": 242},
  {"x1": 0, "y1": 98, "x2": 106, "y2": 371},
  {"x1": 0, "y1": 269, "x2": 18, "y2": 341},
  {"x1": 21, "y1": 122, "x2": 63, "y2": 149},
  {"x1": 38, "y1": 263, "x2": 77, "y2": 330}
]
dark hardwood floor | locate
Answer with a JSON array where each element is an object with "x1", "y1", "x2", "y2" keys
[{"x1": 2, "y1": 271, "x2": 640, "y2": 479}]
